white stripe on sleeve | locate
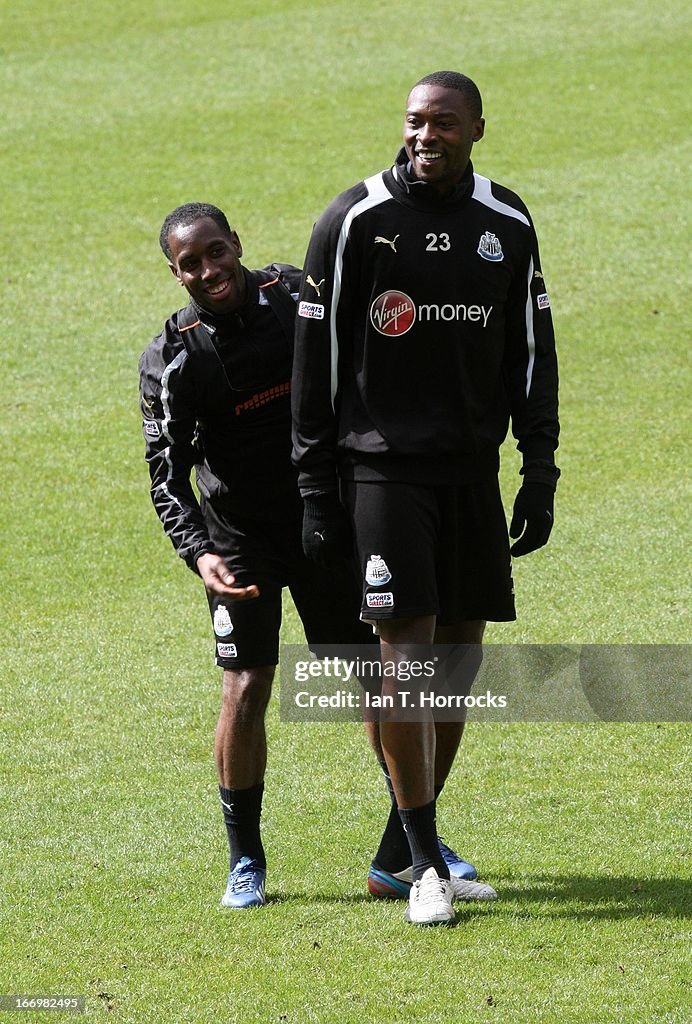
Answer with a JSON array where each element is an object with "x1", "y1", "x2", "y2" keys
[
  {"x1": 471, "y1": 174, "x2": 530, "y2": 227},
  {"x1": 329, "y1": 173, "x2": 392, "y2": 405},
  {"x1": 525, "y1": 256, "x2": 536, "y2": 397}
]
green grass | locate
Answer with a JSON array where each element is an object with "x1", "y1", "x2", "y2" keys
[{"x1": 2, "y1": 0, "x2": 691, "y2": 1021}]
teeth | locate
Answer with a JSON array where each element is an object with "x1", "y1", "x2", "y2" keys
[
  {"x1": 207, "y1": 280, "x2": 229, "y2": 294},
  {"x1": 418, "y1": 151, "x2": 442, "y2": 160}
]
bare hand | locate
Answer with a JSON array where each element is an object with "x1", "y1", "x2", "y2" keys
[{"x1": 196, "y1": 553, "x2": 260, "y2": 600}]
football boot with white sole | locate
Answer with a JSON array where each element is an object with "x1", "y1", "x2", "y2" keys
[
  {"x1": 404, "y1": 867, "x2": 455, "y2": 926},
  {"x1": 368, "y1": 836, "x2": 487, "y2": 899},
  {"x1": 368, "y1": 862, "x2": 497, "y2": 902},
  {"x1": 220, "y1": 856, "x2": 266, "y2": 909}
]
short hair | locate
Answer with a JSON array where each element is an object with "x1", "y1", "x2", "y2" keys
[
  {"x1": 410, "y1": 71, "x2": 483, "y2": 119},
  {"x1": 159, "y1": 202, "x2": 232, "y2": 261}
]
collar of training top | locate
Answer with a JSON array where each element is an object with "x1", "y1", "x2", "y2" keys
[
  {"x1": 391, "y1": 147, "x2": 475, "y2": 206},
  {"x1": 191, "y1": 267, "x2": 258, "y2": 334}
]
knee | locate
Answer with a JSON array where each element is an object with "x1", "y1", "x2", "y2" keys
[
  {"x1": 435, "y1": 619, "x2": 486, "y2": 645},
  {"x1": 434, "y1": 622, "x2": 486, "y2": 696},
  {"x1": 221, "y1": 667, "x2": 274, "y2": 719},
  {"x1": 378, "y1": 616, "x2": 437, "y2": 645}
]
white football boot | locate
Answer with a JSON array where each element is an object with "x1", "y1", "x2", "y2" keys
[
  {"x1": 404, "y1": 867, "x2": 455, "y2": 926},
  {"x1": 450, "y1": 876, "x2": 498, "y2": 901}
]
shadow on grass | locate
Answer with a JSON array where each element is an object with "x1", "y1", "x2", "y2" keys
[
  {"x1": 264, "y1": 892, "x2": 462, "y2": 926},
  {"x1": 473, "y1": 873, "x2": 692, "y2": 921},
  {"x1": 266, "y1": 875, "x2": 691, "y2": 921},
  {"x1": 265, "y1": 893, "x2": 374, "y2": 907}
]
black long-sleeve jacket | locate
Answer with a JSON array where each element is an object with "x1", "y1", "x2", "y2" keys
[
  {"x1": 291, "y1": 153, "x2": 559, "y2": 494},
  {"x1": 139, "y1": 265, "x2": 301, "y2": 569}
]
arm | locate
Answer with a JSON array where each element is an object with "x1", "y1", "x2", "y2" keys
[
  {"x1": 291, "y1": 211, "x2": 344, "y2": 498},
  {"x1": 291, "y1": 207, "x2": 354, "y2": 564},
  {"x1": 503, "y1": 221, "x2": 560, "y2": 555},
  {"x1": 139, "y1": 326, "x2": 258, "y2": 598}
]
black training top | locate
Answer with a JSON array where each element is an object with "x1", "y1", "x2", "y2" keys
[
  {"x1": 291, "y1": 151, "x2": 559, "y2": 494},
  {"x1": 139, "y1": 265, "x2": 302, "y2": 570}
]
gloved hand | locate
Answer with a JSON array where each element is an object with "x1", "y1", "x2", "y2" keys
[
  {"x1": 509, "y1": 482, "x2": 555, "y2": 556},
  {"x1": 302, "y1": 492, "x2": 353, "y2": 568}
]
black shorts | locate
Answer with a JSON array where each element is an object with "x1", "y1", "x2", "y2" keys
[
  {"x1": 202, "y1": 500, "x2": 374, "y2": 669},
  {"x1": 341, "y1": 476, "x2": 516, "y2": 626}
]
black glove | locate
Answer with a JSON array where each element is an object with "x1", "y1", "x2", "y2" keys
[
  {"x1": 302, "y1": 493, "x2": 353, "y2": 568},
  {"x1": 509, "y1": 482, "x2": 555, "y2": 557}
]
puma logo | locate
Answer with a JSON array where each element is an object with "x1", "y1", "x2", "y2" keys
[
  {"x1": 375, "y1": 234, "x2": 400, "y2": 253},
  {"x1": 306, "y1": 274, "x2": 325, "y2": 297}
]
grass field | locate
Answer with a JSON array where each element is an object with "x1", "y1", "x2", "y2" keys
[{"x1": 2, "y1": 1, "x2": 691, "y2": 1021}]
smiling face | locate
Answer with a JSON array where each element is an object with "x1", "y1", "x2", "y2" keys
[
  {"x1": 403, "y1": 84, "x2": 485, "y2": 195},
  {"x1": 167, "y1": 217, "x2": 246, "y2": 314}
]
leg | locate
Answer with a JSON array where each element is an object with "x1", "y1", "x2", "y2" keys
[
  {"x1": 360, "y1": 478, "x2": 510, "y2": 907},
  {"x1": 216, "y1": 666, "x2": 275, "y2": 909},
  {"x1": 368, "y1": 618, "x2": 490, "y2": 893},
  {"x1": 340, "y1": 477, "x2": 440, "y2": 808},
  {"x1": 215, "y1": 666, "x2": 275, "y2": 790},
  {"x1": 416, "y1": 619, "x2": 494, "y2": 890},
  {"x1": 431, "y1": 619, "x2": 486, "y2": 786},
  {"x1": 340, "y1": 480, "x2": 455, "y2": 920},
  {"x1": 377, "y1": 616, "x2": 446, "y2": 881},
  {"x1": 376, "y1": 617, "x2": 459, "y2": 924},
  {"x1": 200, "y1": 507, "x2": 287, "y2": 908},
  {"x1": 365, "y1": 619, "x2": 485, "y2": 788},
  {"x1": 377, "y1": 616, "x2": 437, "y2": 810}
]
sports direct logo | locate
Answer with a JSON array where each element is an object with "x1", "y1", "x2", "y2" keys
[
  {"x1": 298, "y1": 300, "x2": 324, "y2": 319},
  {"x1": 370, "y1": 291, "x2": 492, "y2": 335}
]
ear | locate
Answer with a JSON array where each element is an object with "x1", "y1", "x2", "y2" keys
[
  {"x1": 231, "y1": 231, "x2": 243, "y2": 259},
  {"x1": 168, "y1": 262, "x2": 185, "y2": 286},
  {"x1": 473, "y1": 118, "x2": 486, "y2": 143}
]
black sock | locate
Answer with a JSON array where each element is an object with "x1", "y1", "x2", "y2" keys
[
  {"x1": 377, "y1": 758, "x2": 396, "y2": 802},
  {"x1": 398, "y1": 800, "x2": 449, "y2": 882},
  {"x1": 219, "y1": 783, "x2": 266, "y2": 869},
  {"x1": 371, "y1": 760, "x2": 411, "y2": 873},
  {"x1": 373, "y1": 802, "x2": 415, "y2": 873},
  {"x1": 372, "y1": 763, "x2": 446, "y2": 873}
]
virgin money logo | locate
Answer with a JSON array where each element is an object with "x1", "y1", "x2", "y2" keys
[
  {"x1": 369, "y1": 291, "x2": 416, "y2": 336},
  {"x1": 370, "y1": 291, "x2": 493, "y2": 335}
]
